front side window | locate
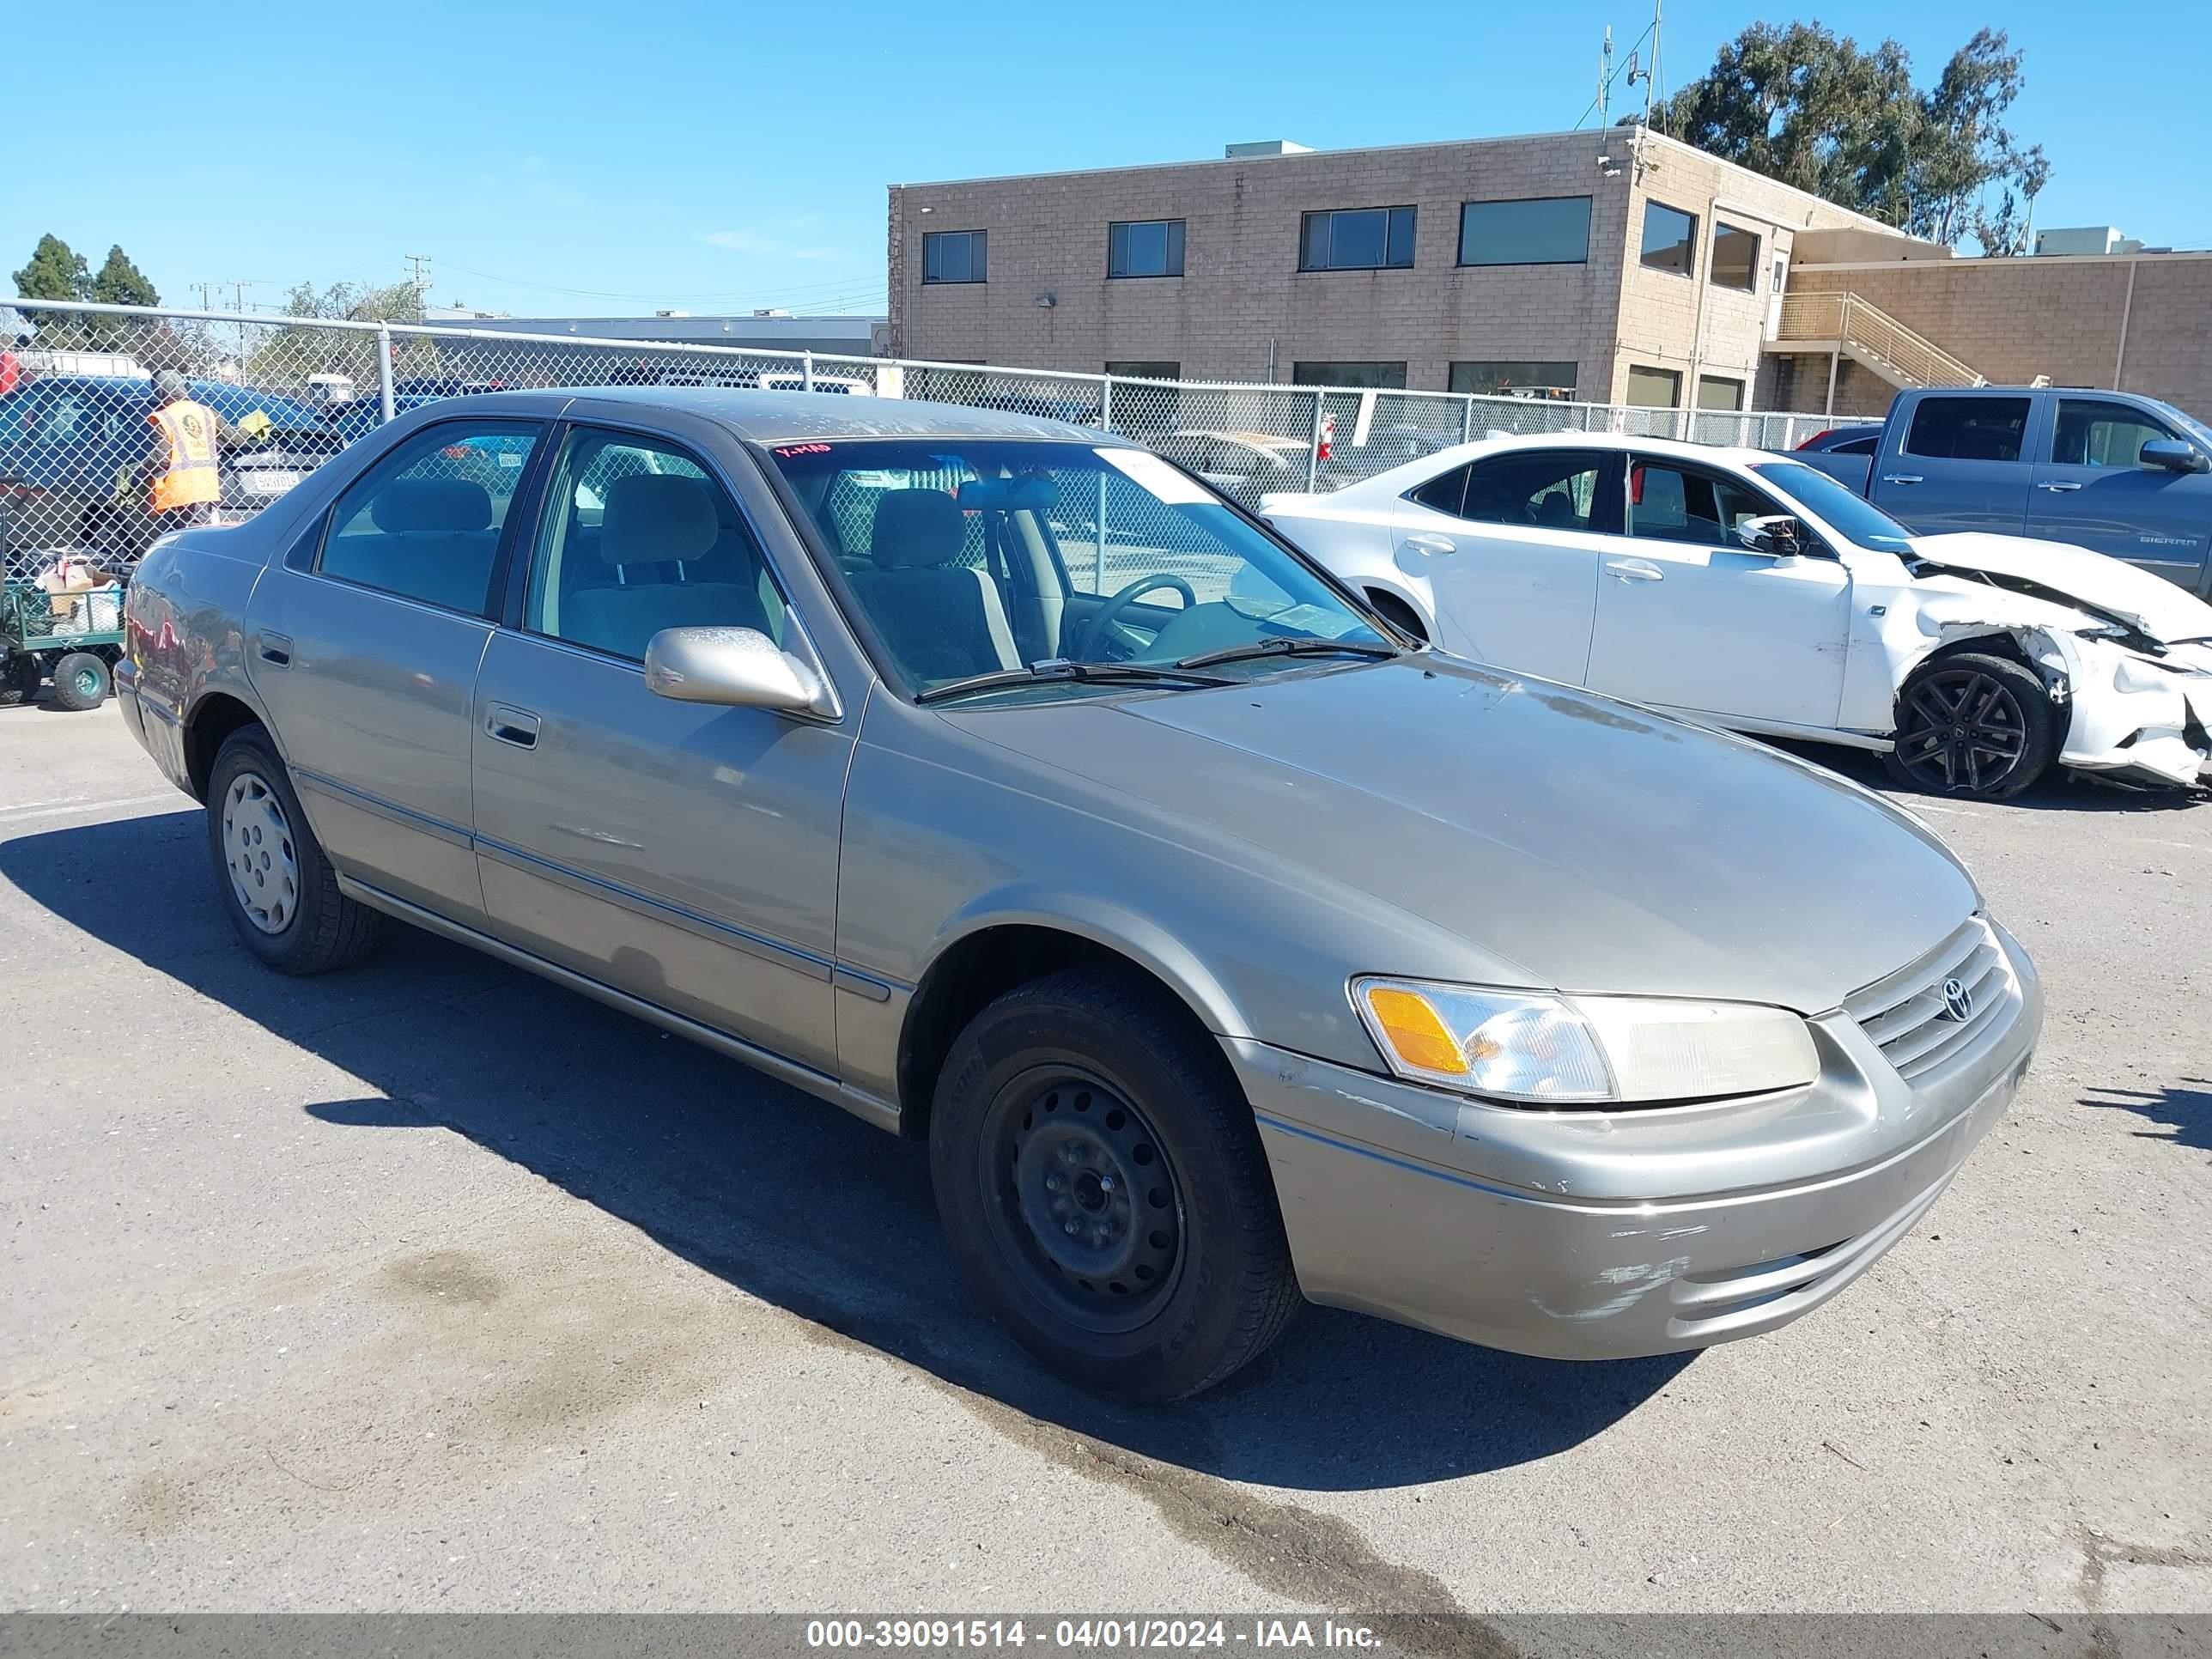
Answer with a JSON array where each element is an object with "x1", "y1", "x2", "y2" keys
[
  {"x1": 525, "y1": 427, "x2": 783, "y2": 662},
  {"x1": 1905, "y1": 396, "x2": 2032, "y2": 463},
  {"x1": 1457, "y1": 197, "x2": 1592, "y2": 266},
  {"x1": 1458, "y1": 452, "x2": 1606, "y2": 533},
  {"x1": 1626, "y1": 460, "x2": 1774, "y2": 547},
  {"x1": 1709, "y1": 222, "x2": 1759, "y2": 290},
  {"x1": 319, "y1": 421, "x2": 543, "y2": 614},
  {"x1": 1293, "y1": 360, "x2": 1407, "y2": 390},
  {"x1": 2051, "y1": 398, "x2": 2176, "y2": 468},
  {"x1": 1625, "y1": 365, "x2": 1682, "y2": 408},
  {"x1": 1641, "y1": 203, "x2": 1698, "y2": 276},
  {"x1": 922, "y1": 229, "x2": 988, "y2": 284},
  {"x1": 768, "y1": 438, "x2": 1388, "y2": 697},
  {"x1": 1109, "y1": 220, "x2": 1185, "y2": 278},
  {"x1": 1450, "y1": 360, "x2": 1577, "y2": 399},
  {"x1": 1299, "y1": 207, "x2": 1416, "y2": 271}
]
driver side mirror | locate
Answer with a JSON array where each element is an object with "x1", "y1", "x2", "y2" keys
[
  {"x1": 1735, "y1": 514, "x2": 1808, "y2": 557},
  {"x1": 643, "y1": 625, "x2": 833, "y2": 716},
  {"x1": 2139, "y1": 439, "x2": 2210, "y2": 475}
]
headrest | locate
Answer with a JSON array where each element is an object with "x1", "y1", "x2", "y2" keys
[
  {"x1": 372, "y1": 477, "x2": 492, "y2": 533},
  {"x1": 1535, "y1": 492, "x2": 1577, "y2": 528},
  {"x1": 870, "y1": 488, "x2": 967, "y2": 568},
  {"x1": 602, "y1": 472, "x2": 719, "y2": 567}
]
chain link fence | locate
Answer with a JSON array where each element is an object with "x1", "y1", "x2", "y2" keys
[{"x1": 1, "y1": 298, "x2": 1836, "y2": 578}]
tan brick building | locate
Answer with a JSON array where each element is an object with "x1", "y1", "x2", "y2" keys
[{"x1": 887, "y1": 129, "x2": 1922, "y2": 410}]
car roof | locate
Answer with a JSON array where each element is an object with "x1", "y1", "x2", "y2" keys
[
  {"x1": 433, "y1": 386, "x2": 1122, "y2": 446},
  {"x1": 1310, "y1": 428, "x2": 1800, "y2": 501}
]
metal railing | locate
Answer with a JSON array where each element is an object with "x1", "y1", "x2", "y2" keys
[
  {"x1": 2, "y1": 297, "x2": 1838, "y2": 576},
  {"x1": 1774, "y1": 291, "x2": 1989, "y2": 390}
]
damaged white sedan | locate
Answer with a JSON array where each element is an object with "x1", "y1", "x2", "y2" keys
[{"x1": 1263, "y1": 433, "x2": 2212, "y2": 800}]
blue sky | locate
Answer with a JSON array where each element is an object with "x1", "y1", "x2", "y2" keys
[{"x1": 12, "y1": 0, "x2": 2204, "y2": 321}]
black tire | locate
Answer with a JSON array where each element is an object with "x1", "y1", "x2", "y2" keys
[
  {"x1": 1883, "y1": 651, "x2": 2058, "y2": 800},
  {"x1": 930, "y1": 967, "x2": 1299, "y2": 1401},
  {"x1": 205, "y1": 726, "x2": 380, "y2": 974},
  {"x1": 0, "y1": 655, "x2": 35, "y2": 707},
  {"x1": 49, "y1": 652, "x2": 110, "y2": 712}
]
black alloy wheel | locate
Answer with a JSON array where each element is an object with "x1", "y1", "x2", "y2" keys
[{"x1": 1885, "y1": 652, "x2": 2057, "y2": 800}]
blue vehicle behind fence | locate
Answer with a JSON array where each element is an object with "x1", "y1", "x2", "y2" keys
[{"x1": 1793, "y1": 386, "x2": 2212, "y2": 592}]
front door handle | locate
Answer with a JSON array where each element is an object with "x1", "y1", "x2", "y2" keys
[
  {"x1": 485, "y1": 703, "x2": 541, "y2": 749},
  {"x1": 256, "y1": 632, "x2": 292, "y2": 667},
  {"x1": 2038, "y1": 480, "x2": 2083, "y2": 493},
  {"x1": 1880, "y1": 473, "x2": 1924, "y2": 486},
  {"x1": 1402, "y1": 532, "x2": 1458, "y2": 556},
  {"x1": 1604, "y1": 558, "x2": 1664, "y2": 583}
]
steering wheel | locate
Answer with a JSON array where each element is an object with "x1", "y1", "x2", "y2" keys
[{"x1": 1072, "y1": 574, "x2": 1198, "y2": 660}]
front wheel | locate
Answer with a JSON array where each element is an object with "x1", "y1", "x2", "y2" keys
[
  {"x1": 49, "y1": 652, "x2": 110, "y2": 712},
  {"x1": 1883, "y1": 652, "x2": 2058, "y2": 800},
  {"x1": 930, "y1": 968, "x2": 1299, "y2": 1401},
  {"x1": 206, "y1": 726, "x2": 381, "y2": 974}
]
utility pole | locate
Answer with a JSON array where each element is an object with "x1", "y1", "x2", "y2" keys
[{"x1": 404, "y1": 254, "x2": 431, "y2": 319}]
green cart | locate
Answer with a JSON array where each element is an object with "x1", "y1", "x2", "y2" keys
[{"x1": 2, "y1": 580, "x2": 126, "y2": 711}]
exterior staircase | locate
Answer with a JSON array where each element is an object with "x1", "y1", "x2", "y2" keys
[{"x1": 1767, "y1": 291, "x2": 1989, "y2": 391}]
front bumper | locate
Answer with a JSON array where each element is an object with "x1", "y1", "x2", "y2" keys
[
  {"x1": 2057, "y1": 648, "x2": 2212, "y2": 788},
  {"x1": 1231, "y1": 924, "x2": 2042, "y2": 1360}
]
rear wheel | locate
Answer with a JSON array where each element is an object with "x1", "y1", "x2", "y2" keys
[
  {"x1": 0, "y1": 655, "x2": 37, "y2": 707},
  {"x1": 930, "y1": 968, "x2": 1299, "y2": 1401},
  {"x1": 1883, "y1": 652, "x2": 2057, "y2": 800},
  {"x1": 49, "y1": 652, "x2": 109, "y2": 712},
  {"x1": 206, "y1": 726, "x2": 380, "y2": 974}
]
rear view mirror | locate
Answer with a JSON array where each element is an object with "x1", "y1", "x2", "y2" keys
[
  {"x1": 2139, "y1": 439, "x2": 2209, "y2": 475},
  {"x1": 643, "y1": 626, "x2": 830, "y2": 715},
  {"x1": 1735, "y1": 514, "x2": 1807, "y2": 556}
]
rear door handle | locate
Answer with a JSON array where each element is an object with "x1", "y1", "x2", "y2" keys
[
  {"x1": 485, "y1": 703, "x2": 541, "y2": 749},
  {"x1": 1880, "y1": 473, "x2": 1924, "y2": 485},
  {"x1": 256, "y1": 632, "x2": 292, "y2": 667},
  {"x1": 1402, "y1": 532, "x2": 1458, "y2": 556},
  {"x1": 1604, "y1": 558, "x2": 1664, "y2": 583},
  {"x1": 2038, "y1": 480, "x2": 2083, "y2": 492}
]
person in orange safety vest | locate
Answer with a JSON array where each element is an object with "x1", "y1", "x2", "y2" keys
[{"x1": 139, "y1": 370, "x2": 255, "y2": 536}]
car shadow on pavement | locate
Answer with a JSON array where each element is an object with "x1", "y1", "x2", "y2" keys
[
  {"x1": 1769, "y1": 739, "x2": 2208, "y2": 814},
  {"x1": 2079, "y1": 1080, "x2": 2211, "y2": 1157},
  {"x1": 2, "y1": 807, "x2": 1688, "y2": 1492}
]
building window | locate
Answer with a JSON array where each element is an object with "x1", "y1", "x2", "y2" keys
[
  {"x1": 1456, "y1": 198, "x2": 1592, "y2": 266},
  {"x1": 1109, "y1": 220, "x2": 1185, "y2": 278},
  {"x1": 922, "y1": 229, "x2": 987, "y2": 284},
  {"x1": 1640, "y1": 203, "x2": 1698, "y2": 276},
  {"x1": 1697, "y1": 375, "x2": 1745, "y2": 411},
  {"x1": 1710, "y1": 222, "x2": 1759, "y2": 291},
  {"x1": 1625, "y1": 365, "x2": 1682, "y2": 407},
  {"x1": 1293, "y1": 361, "x2": 1407, "y2": 389},
  {"x1": 1299, "y1": 208, "x2": 1416, "y2": 271},
  {"x1": 1449, "y1": 361, "x2": 1578, "y2": 400},
  {"x1": 1106, "y1": 360, "x2": 1181, "y2": 380}
]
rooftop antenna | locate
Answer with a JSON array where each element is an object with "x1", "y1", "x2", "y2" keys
[{"x1": 1595, "y1": 27, "x2": 1625, "y2": 174}]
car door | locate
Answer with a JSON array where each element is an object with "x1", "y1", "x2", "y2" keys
[
  {"x1": 242, "y1": 416, "x2": 548, "y2": 922},
  {"x1": 2028, "y1": 396, "x2": 2212, "y2": 587},
  {"x1": 1391, "y1": 447, "x2": 1620, "y2": 684},
  {"x1": 1584, "y1": 453, "x2": 1851, "y2": 729},
  {"x1": 468, "y1": 418, "x2": 853, "y2": 1075},
  {"x1": 1881, "y1": 392, "x2": 2036, "y2": 536}
]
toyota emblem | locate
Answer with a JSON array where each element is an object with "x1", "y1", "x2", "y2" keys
[{"x1": 1940, "y1": 976, "x2": 1974, "y2": 1023}]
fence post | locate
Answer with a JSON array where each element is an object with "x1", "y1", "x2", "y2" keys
[
  {"x1": 1098, "y1": 374, "x2": 1113, "y2": 434},
  {"x1": 1306, "y1": 390, "x2": 1324, "y2": 491},
  {"x1": 376, "y1": 325, "x2": 397, "y2": 424},
  {"x1": 801, "y1": 351, "x2": 814, "y2": 392},
  {"x1": 1462, "y1": 396, "x2": 1474, "y2": 446},
  {"x1": 1094, "y1": 376, "x2": 1113, "y2": 590}
]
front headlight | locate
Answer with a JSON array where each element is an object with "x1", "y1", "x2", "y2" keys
[{"x1": 1352, "y1": 977, "x2": 1819, "y2": 1105}]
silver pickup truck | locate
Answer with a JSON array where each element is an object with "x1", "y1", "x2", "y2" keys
[{"x1": 1793, "y1": 386, "x2": 2212, "y2": 592}]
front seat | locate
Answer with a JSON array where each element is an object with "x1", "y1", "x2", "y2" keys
[
  {"x1": 562, "y1": 473, "x2": 768, "y2": 661},
  {"x1": 846, "y1": 488, "x2": 1019, "y2": 682}
]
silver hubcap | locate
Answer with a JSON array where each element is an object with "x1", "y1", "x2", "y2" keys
[{"x1": 222, "y1": 771, "x2": 298, "y2": 934}]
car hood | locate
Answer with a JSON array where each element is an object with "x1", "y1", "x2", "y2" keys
[
  {"x1": 1907, "y1": 532, "x2": 2212, "y2": 646},
  {"x1": 952, "y1": 657, "x2": 1977, "y2": 1013}
]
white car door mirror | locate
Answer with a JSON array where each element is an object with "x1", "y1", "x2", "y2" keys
[
  {"x1": 643, "y1": 626, "x2": 827, "y2": 714},
  {"x1": 1735, "y1": 514, "x2": 1808, "y2": 557}
]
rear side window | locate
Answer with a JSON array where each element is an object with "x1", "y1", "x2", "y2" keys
[
  {"x1": 1458, "y1": 451, "x2": 1606, "y2": 533},
  {"x1": 1407, "y1": 465, "x2": 1470, "y2": 516},
  {"x1": 319, "y1": 422, "x2": 543, "y2": 614},
  {"x1": 1904, "y1": 397, "x2": 2032, "y2": 464},
  {"x1": 1835, "y1": 435, "x2": 1878, "y2": 456}
]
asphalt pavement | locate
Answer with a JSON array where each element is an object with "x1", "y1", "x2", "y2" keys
[{"x1": 2, "y1": 704, "x2": 2207, "y2": 1620}]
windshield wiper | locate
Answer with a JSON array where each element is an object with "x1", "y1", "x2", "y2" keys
[
  {"x1": 915, "y1": 659, "x2": 1237, "y2": 705},
  {"x1": 1175, "y1": 635, "x2": 1400, "y2": 671}
]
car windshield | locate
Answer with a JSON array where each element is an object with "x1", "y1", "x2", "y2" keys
[
  {"x1": 768, "y1": 438, "x2": 1390, "y2": 700},
  {"x1": 1750, "y1": 459, "x2": 1917, "y2": 555},
  {"x1": 2147, "y1": 398, "x2": 2212, "y2": 451}
]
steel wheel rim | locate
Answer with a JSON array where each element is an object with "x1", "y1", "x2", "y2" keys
[
  {"x1": 70, "y1": 665, "x2": 102, "y2": 699},
  {"x1": 978, "y1": 1066, "x2": 1186, "y2": 1335},
  {"x1": 222, "y1": 770, "x2": 299, "y2": 934},
  {"x1": 1895, "y1": 667, "x2": 2028, "y2": 793}
]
